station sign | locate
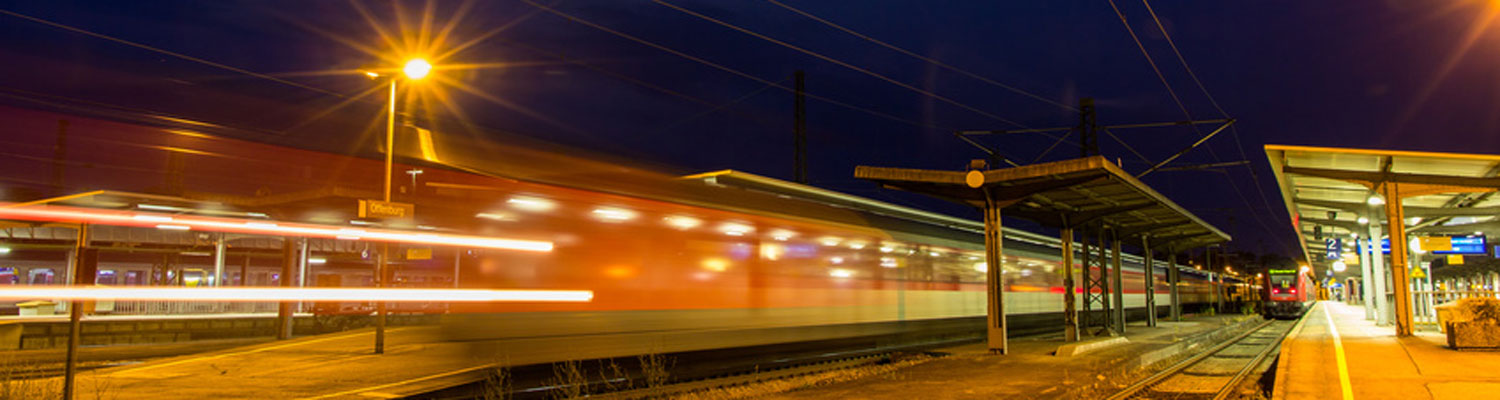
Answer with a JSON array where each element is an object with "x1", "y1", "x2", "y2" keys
[
  {"x1": 358, "y1": 200, "x2": 415, "y2": 220},
  {"x1": 1325, "y1": 238, "x2": 1342, "y2": 260},
  {"x1": 1361, "y1": 235, "x2": 1486, "y2": 255},
  {"x1": 406, "y1": 247, "x2": 432, "y2": 260}
]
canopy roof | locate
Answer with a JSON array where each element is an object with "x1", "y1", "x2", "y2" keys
[
  {"x1": 1266, "y1": 144, "x2": 1500, "y2": 269},
  {"x1": 854, "y1": 156, "x2": 1230, "y2": 249}
]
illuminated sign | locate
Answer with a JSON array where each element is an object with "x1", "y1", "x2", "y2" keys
[
  {"x1": 1362, "y1": 236, "x2": 1486, "y2": 255},
  {"x1": 359, "y1": 200, "x2": 415, "y2": 220},
  {"x1": 1325, "y1": 238, "x2": 1341, "y2": 260},
  {"x1": 1267, "y1": 269, "x2": 1297, "y2": 275}
]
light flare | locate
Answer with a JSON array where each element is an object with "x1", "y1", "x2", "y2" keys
[{"x1": 0, "y1": 286, "x2": 593, "y2": 302}]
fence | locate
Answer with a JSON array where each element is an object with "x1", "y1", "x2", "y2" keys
[
  {"x1": 106, "y1": 300, "x2": 280, "y2": 315},
  {"x1": 1412, "y1": 290, "x2": 1500, "y2": 328}
]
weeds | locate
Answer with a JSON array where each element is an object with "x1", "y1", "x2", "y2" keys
[
  {"x1": 547, "y1": 359, "x2": 586, "y2": 399},
  {"x1": 596, "y1": 359, "x2": 632, "y2": 393},
  {"x1": 638, "y1": 352, "x2": 674, "y2": 389},
  {"x1": 0, "y1": 354, "x2": 59, "y2": 400},
  {"x1": 481, "y1": 364, "x2": 512, "y2": 400}
]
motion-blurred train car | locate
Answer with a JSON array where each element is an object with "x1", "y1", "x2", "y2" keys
[{"x1": 0, "y1": 102, "x2": 1222, "y2": 349}]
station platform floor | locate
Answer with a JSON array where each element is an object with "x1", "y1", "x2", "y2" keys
[
  {"x1": 763, "y1": 314, "x2": 1260, "y2": 400},
  {"x1": 1273, "y1": 301, "x2": 1500, "y2": 400}
]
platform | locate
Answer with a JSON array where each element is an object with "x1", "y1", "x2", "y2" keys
[
  {"x1": 1274, "y1": 301, "x2": 1500, "y2": 400},
  {"x1": 763, "y1": 314, "x2": 1260, "y2": 400}
]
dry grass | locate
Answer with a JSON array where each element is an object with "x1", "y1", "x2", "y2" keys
[
  {"x1": 481, "y1": 364, "x2": 512, "y2": 400},
  {"x1": 0, "y1": 354, "x2": 59, "y2": 400},
  {"x1": 672, "y1": 355, "x2": 935, "y2": 400}
]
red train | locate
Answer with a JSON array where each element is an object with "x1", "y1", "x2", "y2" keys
[
  {"x1": 0, "y1": 102, "x2": 1222, "y2": 349},
  {"x1": 1263, "y1": 267, "x2": 1312, "y2": 318}
]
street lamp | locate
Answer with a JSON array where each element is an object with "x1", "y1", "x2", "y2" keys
[
  {"x1": 367, "y1": 58, "x2": 432, "y2": 203},
  {"x1": 363, "y1": 58, "x2": 430, "y2": 356}
]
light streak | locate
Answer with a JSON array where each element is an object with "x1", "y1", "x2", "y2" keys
[
  {"x1": 0, "y1": 286, "x2": 592, "y2": 303},
  {"x1": 0, "y1": 203, "x2": 553, "y2": 252}
]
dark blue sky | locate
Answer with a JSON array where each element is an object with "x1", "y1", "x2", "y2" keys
[{"x1": 3, "y1": 0, "x2": 1498, "y2": 258}]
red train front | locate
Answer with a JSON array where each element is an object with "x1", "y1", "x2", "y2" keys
[{"x1": 1263, "y1": 267, "x2": 1311, "y2": 318}]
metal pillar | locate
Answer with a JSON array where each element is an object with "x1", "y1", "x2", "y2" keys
[
  {"x1": 213, "y1": 233, "x2": 226, "y2": 286},
  {"x1": 275, "y1": 239, "x2": 295, "y2": 340},
  {"x1": 982, "y1": 194, "x2": 1008, "y2": 354},
  {"x1": 1098, "y1": 228, "x2": 1112, "y2": 333},
  {"x1": 1060, "y1": 227, "x2": 1078, "y2": 342},
  {"x1": 1380, "y1": 184, "x2": 1414, "y2": 336},
  {"x1": 1110, "y1": 230, "x2": 1125, "y2": 334},
  {"x1": 1168, "y1": 248, "x2": 1181, "y2": 321},
  {"x1": 376, "y1": 244, "x2": 389, "y2": 354},
  {"x1": 1359, "y1": 234, "x2": 1375, "y2": 319},
  {"x1": 1142, "y1": 236, "x2": 1156, "y2": 327},
  {"x1": 1366, "y1": 208, "x2": 1390, "y2": 326},
  {"x1": 453, "y1": 249, "x2": 462, "y2": 288},
  {"x1": 62, "y1": 224, "x2": 92, "y2": 400}
]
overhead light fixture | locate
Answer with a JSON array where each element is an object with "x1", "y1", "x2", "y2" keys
[
  {"x1": 156, "y1": 224, "x2": 191, "y2": 231},
  {"x1": 308, "y1": 257, "x2": 327, "y2": 265},
  {"x1": 663, "y1": 216, "x2": 702, "y2": 230},
  {"x1": 0, "y1": 247, "x2": 11, "y2": 254},
  {"x1": 1367, "y1": 195, "x2": 1384, "y2": 206},
  {"x1": 591, "y1": 207, "x2": 637, "y2": 222},
  {"x1": 1357, "y1": 217, "x2": 1369, "y2": 225}
]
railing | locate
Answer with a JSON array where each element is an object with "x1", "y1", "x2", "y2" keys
[
  {"x1": 1412, "y1": 290, "x2": 1500, "y2": 327},
  {"x1": 105, "y1": 300, "x2": 280, "y2": 315}
]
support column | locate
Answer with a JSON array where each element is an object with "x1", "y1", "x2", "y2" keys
[
  {"x1": 1367, "y1": 207, "x2": 1390, "y2": 326},
  {"x1": 453, "y1": 248, "x2": 462, "y2": 288},
  {"x1": 375, "y1": 244, "x2": 389, "y2": 354},
  {"x1": 1099, "y1": 228, "x2": 1112, "y2": 333},
  {"x1": 62, "y1": 224, "x2": 94, "y2": 400},
  {"x1": 982, "y1": 194, "x2": 1008, "y2": 354},
  {"x1": 1111, "y1": 230, "x2": 1125, "y2": 334},
  {"x1": 1381, "y1": 184, "x2": 1414, "y2": 337},
  {"x1": 1080, "y1": 226, "x2": 1094, "y2": 332},
  {"x1": 1142, "y1": 236, "x2": 1156, "y2": 327},
  {"x1": 213, "y1": 234, "x2": 226, "y2": 287},
  {"x1": 1060, "y1": 227, "x2": 1078, "y2": 342},
  {"x1": 297, "y1": 239, "x2": 309, "y2": 312},
  {"x1": 1359, "y1": 234, "x2": 1375, "y2": 318},
  {"x1": 1168, "y1": 248, "x2": 1181, "y2": 321},
  {"x1": 275, "y1": 239, "x2": 295, "y2": 340}
]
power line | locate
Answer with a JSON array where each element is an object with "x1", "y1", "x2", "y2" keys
[
  {"x1": 652, "y1": 0, "x2": 1032, "y2": 129},
  {"x1": 1136, "y1": 0, "x2": 1295, "y2": 255},
  {"x1": 763, "y1": 0, "x2": 1076, "y2": 112},
  {"x1": 1106, "y1": 0, "x2": 1291, "y2": 254},
  {"x1": 516, "y1": 0, "x2": 951, "y2": 133},
  {"x1": 0, "y1": 8, "x2": 344, "y2": 98}
]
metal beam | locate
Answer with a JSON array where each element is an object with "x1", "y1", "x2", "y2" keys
[
  {"x1": 983, "y1": 192, "x2": 1008, "y2": 354},
  {"x1": 1060, "y1": 227, "x2": 1078, "y2": 342},
  {"x1": 1139, "y1": 119, "x2": 1237, "y2": 177},
  {"x1": 1284, "y1": 166, "x2": 1500, "y2": 189},
  {"x1": 1382, "y1": 183, "x2": 1414, "y2": 337}
]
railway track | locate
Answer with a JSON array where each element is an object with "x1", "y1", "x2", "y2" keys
[{"x1": 1107, "y1": 319, "x2": 1296, "y2": 400}]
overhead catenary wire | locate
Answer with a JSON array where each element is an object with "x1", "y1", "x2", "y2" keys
[
  {"x1": 0, "y1": 9, "x2": 344, "y2": 98},
  {"x1": 517, "y1": 0, "x2": 955, "y2": 134},
  {"x1": 763, "y1": 0, "x2": 1076, "y2": 112},
  {"x1": 1139, "y1": 0, "x2": 1291, "y2": 253},
  {"x1": 651, "y1": 0, "x2": 1037, "y2": 131},
  {"x1": 1108, "y1": 0, "x2": 1291, "y2": 255}
]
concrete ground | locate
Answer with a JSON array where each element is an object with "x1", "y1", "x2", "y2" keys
[
  {"x1": 1274, "y1": 301, "x2": 1500, "y2": 400},
  {"x1": 763, "y1": 314, "x2": 1258, "y2": 400}
]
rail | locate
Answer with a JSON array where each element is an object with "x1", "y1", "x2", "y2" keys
[{"x1": 1107, "y1": 319, "x2": 1294, "y2": 400}]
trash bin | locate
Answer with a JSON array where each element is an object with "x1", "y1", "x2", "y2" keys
[{"x1": 16, "y1": 300, "x2": 56, "y2": 316}]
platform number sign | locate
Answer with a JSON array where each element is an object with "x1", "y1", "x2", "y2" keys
[{"x1": 1325, "y1": 238, "x2": 1341, "y2": 260}]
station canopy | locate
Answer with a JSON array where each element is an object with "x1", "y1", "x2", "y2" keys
[
  {"x1": 1266, "y1": 144, "x2": 1500, "y2": 270},
  {"x1": 855, "y1": 156, "x2": 1230, "y2": 249}
]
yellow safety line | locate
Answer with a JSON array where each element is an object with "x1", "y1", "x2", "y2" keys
[
  {"x1": 1324, "y1": 303, "x2": 1354, "y2": 400},
  {"x1": 296, "y1": 362, "x2": 499, "y2": 400},
  {"x1": 113, "y1": 327, "x2": 415, "y2": 374}
]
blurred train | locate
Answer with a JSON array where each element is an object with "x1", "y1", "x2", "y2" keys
[
  {"x1": 1263, "y1": 267, "x2": 1312, "y2": 319},
  {"x1": 0, "y1": 101, "x2": 1225, "y2": 348}
]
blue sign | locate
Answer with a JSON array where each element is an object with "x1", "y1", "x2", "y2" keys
[
  {"x1": 1359, "y1": 236, "x2": 1486, "y2": 255},
  {"x1": 1325, "y1": 238, "x2": 1342, "y2": 259}
]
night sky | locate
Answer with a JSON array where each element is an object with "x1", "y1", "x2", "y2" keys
[{"x1": 3, "y1": 0, "x2": 1498, "y2": 259}]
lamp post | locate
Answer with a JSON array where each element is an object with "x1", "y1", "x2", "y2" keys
[
  {"x1": 364, "y1": 58, "x2": 430, "y2": 355},
  {"x1": 369, "y1": 59, "x2": 432, "y2": 202}
]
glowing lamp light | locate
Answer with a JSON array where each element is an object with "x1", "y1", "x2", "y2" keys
[
  {"x1": 1357, "y1": 217, "x2": 1369, "y2": 225},
  {"x1": 701, "y1": 258, "x2": 729, "y2": 272},
  {"x1": 879, "y1": 246, "x2": 895, "y2": 253},
  {"x1": 973, "y1": 262, "x2": 988, "y2": 273},
  {"x1": 664, "y1": 215, "x2": 702, "y2": 230},
  {"x1": 1332, "y1": 260, "x2": 1347, "y2": 272},
  {"x1": 769, "y1": 229, "x2": 795, "y2": 241},
  {"x1": 829, "y1": 269, "x2": 854, "y2": 278},
  {"x1": 880, "y1": 257, "x2": 898, "y2": 268},
  {"x1": 1367, "y1": 195, "x2": 1384, "y2": 206},
  {"x1": 507, "y1": 196, "x2": 556, "y2": 212},
  {"x1": 0, "y1": 286, "x2": 593, "y2": 303},
  {"x1": 0, "y1": 247, "x2": 9, "y2": 254},
  {"x1": 308, "y1": 257, "x2": 328, "y2": 265},
  {"x1": 719, "y1": 222, "x2": 753, "y2": 236},
  {"x1": 156, "y1": 224, "x2": 191, "y2": 231},
  {"x1": 591, "y1": 207, "x2": 637, "y2": 222},
  {"x1": 403, "y1": 59, "x2": 432, "y2": 79},
  {"x1": 830, "y1": 256, "x2": 845, "y2": 264},
  {"x1": 847, "y1": 242, "x2": 867, "y2": 250},
  {"x1": 820, "y1": 237, "x2": 841, "y2": 246}
]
